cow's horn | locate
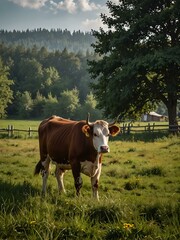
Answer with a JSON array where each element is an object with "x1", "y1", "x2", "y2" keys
[
  {"x1": 86, "y1": 113, "x2": 93, "y2": 126},
  {"x1": 108, "y1": 114, "x2": 121, "y2": 126},
  {"x1": 86, "y1": 112, "x2": 90, "y2": 124}
]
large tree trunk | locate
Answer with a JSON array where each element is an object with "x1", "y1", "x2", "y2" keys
[{"x1": 167, "y1": 95, "x2": 178, "y2": 134}]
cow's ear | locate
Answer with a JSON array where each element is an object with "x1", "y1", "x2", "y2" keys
[
  {"x1": 82, "y1": 124, "x2": 90, "y2": 137},
  {"x1": 109, "y1": 125, "x2": 120, "y2": 136}
]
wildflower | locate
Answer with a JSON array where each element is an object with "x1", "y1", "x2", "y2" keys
[{"x1": 123, "y1": 223, "x2": 135, "y2": 230}]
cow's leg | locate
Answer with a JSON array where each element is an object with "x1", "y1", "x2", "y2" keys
[
  {"x1": 71, "y1": 161, "x2": 82, "y2": 196},
  {"x1": 75, "y1": 175, "x2": 83, "y2": 196},
  {"x1": 41, "y1": 155, "x2": 51, "y2": 194},
  {"x1": 91, "y1": 163, "x2": 102, "y2": 200},
  {"x1": 55, "y1": 164, "x2": 66, "y2": 193}
]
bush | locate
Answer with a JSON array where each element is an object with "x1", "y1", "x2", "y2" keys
[
  {"x1": 138, "y1": 166, "x2": 165, "y2": 176},
  {"x1": 124, "y1": 179, "x2": 143, "y2": 190}
]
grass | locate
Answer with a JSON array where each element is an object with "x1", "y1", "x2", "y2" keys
[
  {"x1": 0, "y1": 119, "x2": 40, "y2": 129},
  {"x1": 0, "y1": 120, "x2": 180, "y2": 239}
]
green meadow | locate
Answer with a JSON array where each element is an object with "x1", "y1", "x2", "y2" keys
[
  {"x1": 0, "y1": 120, "x2": 179, "y2": 239},
  {"x1": 0, "y1": 119, "x2": 40, "y2": 129}
]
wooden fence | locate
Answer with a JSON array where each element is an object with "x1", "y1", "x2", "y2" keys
[
  {"x1": 0, "y1": 125, "x2": 38, "y2": 137},
  {"x1": 0, "y1": 123, "x2": 179, "y2": 137},
  {"x1": 121, "y1": 123, "x2": 180, "y2": 134}
]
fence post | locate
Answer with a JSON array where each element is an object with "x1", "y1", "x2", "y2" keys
[
  {"x1": 8, "y1": 125, "x2": 11, "y2": 137},
  {"x1": 124, "y1": 124, "x2": 127, "y2": 134},
  {"x1": 122, "y1": 123, "x2": 125, "y2": 134},
  {"x1": 127, "y1": 123, "x2": 131, "y2": 134},
  {"x1": 28, "y1": 127, "x2": 32, "y2": 137},
  {"x1": 8, "y1": 125, "x2": 14, "y2": 137},
  {"x1": 11, "y1": 125, "x2": 14, "y2": 137}
]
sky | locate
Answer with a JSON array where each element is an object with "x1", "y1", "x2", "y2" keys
[{"x1": 0, "y1": 0, "x2": 119, "y2": 32}]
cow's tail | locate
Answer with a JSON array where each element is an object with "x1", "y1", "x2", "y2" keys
[{"x1": 34, "y1": 160, "x2": 43, "y2": 175}]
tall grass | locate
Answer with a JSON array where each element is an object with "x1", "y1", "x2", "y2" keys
[{"x1": 0, "y1": 130, "x2": 179, "y2": 239}]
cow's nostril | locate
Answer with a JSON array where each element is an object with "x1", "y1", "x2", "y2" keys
[{"x1": 100, "y1": 146, "x2": 109, "y2": 153}]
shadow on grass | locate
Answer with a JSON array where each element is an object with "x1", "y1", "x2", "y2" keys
[{"x1": 0, "y1": 180, "x2": 40, "y2": 213}]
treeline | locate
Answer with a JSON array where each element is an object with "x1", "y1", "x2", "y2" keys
[
  {"x1": 0, "y1": 42, "x2": 102, "y2": 120},
  {"x1": 0, "y1": 29, "x2": 95, "y2": 53}
]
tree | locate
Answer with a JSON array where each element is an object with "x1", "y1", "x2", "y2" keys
[
  {"x1": 17, "y1": 58, "x2": 43, "y2": 97},
  {"x1": 0, "y1": 58, "x2": 13, "y2": 118},
  {"x1": 31, "y1": 91, "x2": 46, "y2": 118},
  {"x1": 156, "y1": 101, "x2": 168, "y2": 116},
  {"x1": 58, "y1": 88, "x2": 80, "y2": 119},
  {"x1": 16, "y1": 91, "x2": 33, "y2": 118},
  {"x1": 42, "y1": 67, "x2": 61, "y2": 97},
  {"x1": 76, "y1": 92, "x2": 103, "y2": 120},
  {"x1": 43, "y1": 93, "x2": 59, "y2": 118},
  {"x1": 89, "y1": 0, "x2": 180, "y2": 131}
]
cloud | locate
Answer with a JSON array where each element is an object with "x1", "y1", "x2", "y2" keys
[
  {"x1": 53, "y1": 0, "x2": 77, "y2": 14},
  {"x1": 78, "y1": 0, "x2": 100, "y2": 12},
  {"x1": 82, "y1": 17, "x2": 108, "y2": 31},
  {"x1": 111, "y1": 0, "x2": 119, "y2": 3},
  {"x1": 9, "y1": 0, "x2": 104, "y2": 14},
  {"x1": 50, "y1": 0, "x2": 102, "y2": 14},
  {"x1": 8, "y1": 0, "x2": 48, "y2": 9}
]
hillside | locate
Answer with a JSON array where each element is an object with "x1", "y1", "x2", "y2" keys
[
  {"x1": 0, "y1": 29, "x2": 95, "y2": 53},
  {"x1": 0, "y1": 36, "x2": 102, "y2": 120}
]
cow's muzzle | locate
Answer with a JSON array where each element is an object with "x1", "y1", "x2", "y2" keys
[{"x1": 100, "y1": 145, "x2": 109, "y2": 153}]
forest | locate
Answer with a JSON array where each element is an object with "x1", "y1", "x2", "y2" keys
[
  {"x1": 0, "y1": 38, "x2": 174, "y2": 121},
  {"x1": 0, "y1": 29, "x2": 95, "y2": 53},
  {"x1": 0, "y1": 37, "x2": 102, "y2": 120},
  {"x1": 0, "y1": 12, "x2": 179, "y2": 123}
]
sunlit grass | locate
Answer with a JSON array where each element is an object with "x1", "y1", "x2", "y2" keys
[
  {"x1": 0, "y1": 119, "x2": 40, "y2": 129},
  {"x1": 0, "y1": 133, "x2": 179, "y2": 239}
]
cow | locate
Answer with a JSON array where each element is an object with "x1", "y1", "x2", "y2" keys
[{"x1": 34, "y1": 115, "x2": 120, "y2": 200}]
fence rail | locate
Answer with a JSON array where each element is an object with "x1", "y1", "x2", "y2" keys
[
  {"x1": 0, "y1": 125, "x2": 38, "y2": 137},
  {"x1": 0, "y1": 123, "x2": 179, "y2": 137},
  {"x1": 121, "y1": 123, "x2": 180, "y2": 134}
]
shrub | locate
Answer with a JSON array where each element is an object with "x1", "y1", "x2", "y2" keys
[
  {"x1": 124, "y1": 179, "x2": 143, "y2": 191},
  {"x1": 138, "y1": 166, "x2": 165, "y2": 176}
]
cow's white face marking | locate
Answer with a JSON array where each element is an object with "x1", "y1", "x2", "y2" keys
[{"x1": 92, "y1": 121, "x2": 110, "y2": 153}]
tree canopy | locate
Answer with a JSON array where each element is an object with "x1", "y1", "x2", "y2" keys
[
  {"x1": 88, "y1": 0, "x2": 180, "y2": 128},
  {"x1": 0, "y1": 58, "x2": 13, "y2": 118},
  {"x1": 0, "y1": 29, "x2": 95, "y2": 54},
  {"x1": 0, "y1": 43, "x2": 102, "y2": 120}
]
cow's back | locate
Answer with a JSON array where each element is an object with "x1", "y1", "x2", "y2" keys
[{"x1": 38, "y1": 116, "x2": 79, "y2": 163}]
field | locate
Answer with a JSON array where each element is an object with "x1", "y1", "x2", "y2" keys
[{"x1": 0, "y1": 120, "x2": 180, "y2": 239}]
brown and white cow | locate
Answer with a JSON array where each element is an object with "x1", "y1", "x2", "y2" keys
[{"x1": 34, "y1": 115, "x2": 120, "y2": 199}]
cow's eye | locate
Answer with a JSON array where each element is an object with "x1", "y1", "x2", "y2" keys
[{"x1": 94, "y1": 133, "x2": 98, "y2": 137}]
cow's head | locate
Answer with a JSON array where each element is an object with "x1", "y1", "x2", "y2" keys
[{"x1": 82, "y1": 115, "x2": 120, "y2": 153}]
